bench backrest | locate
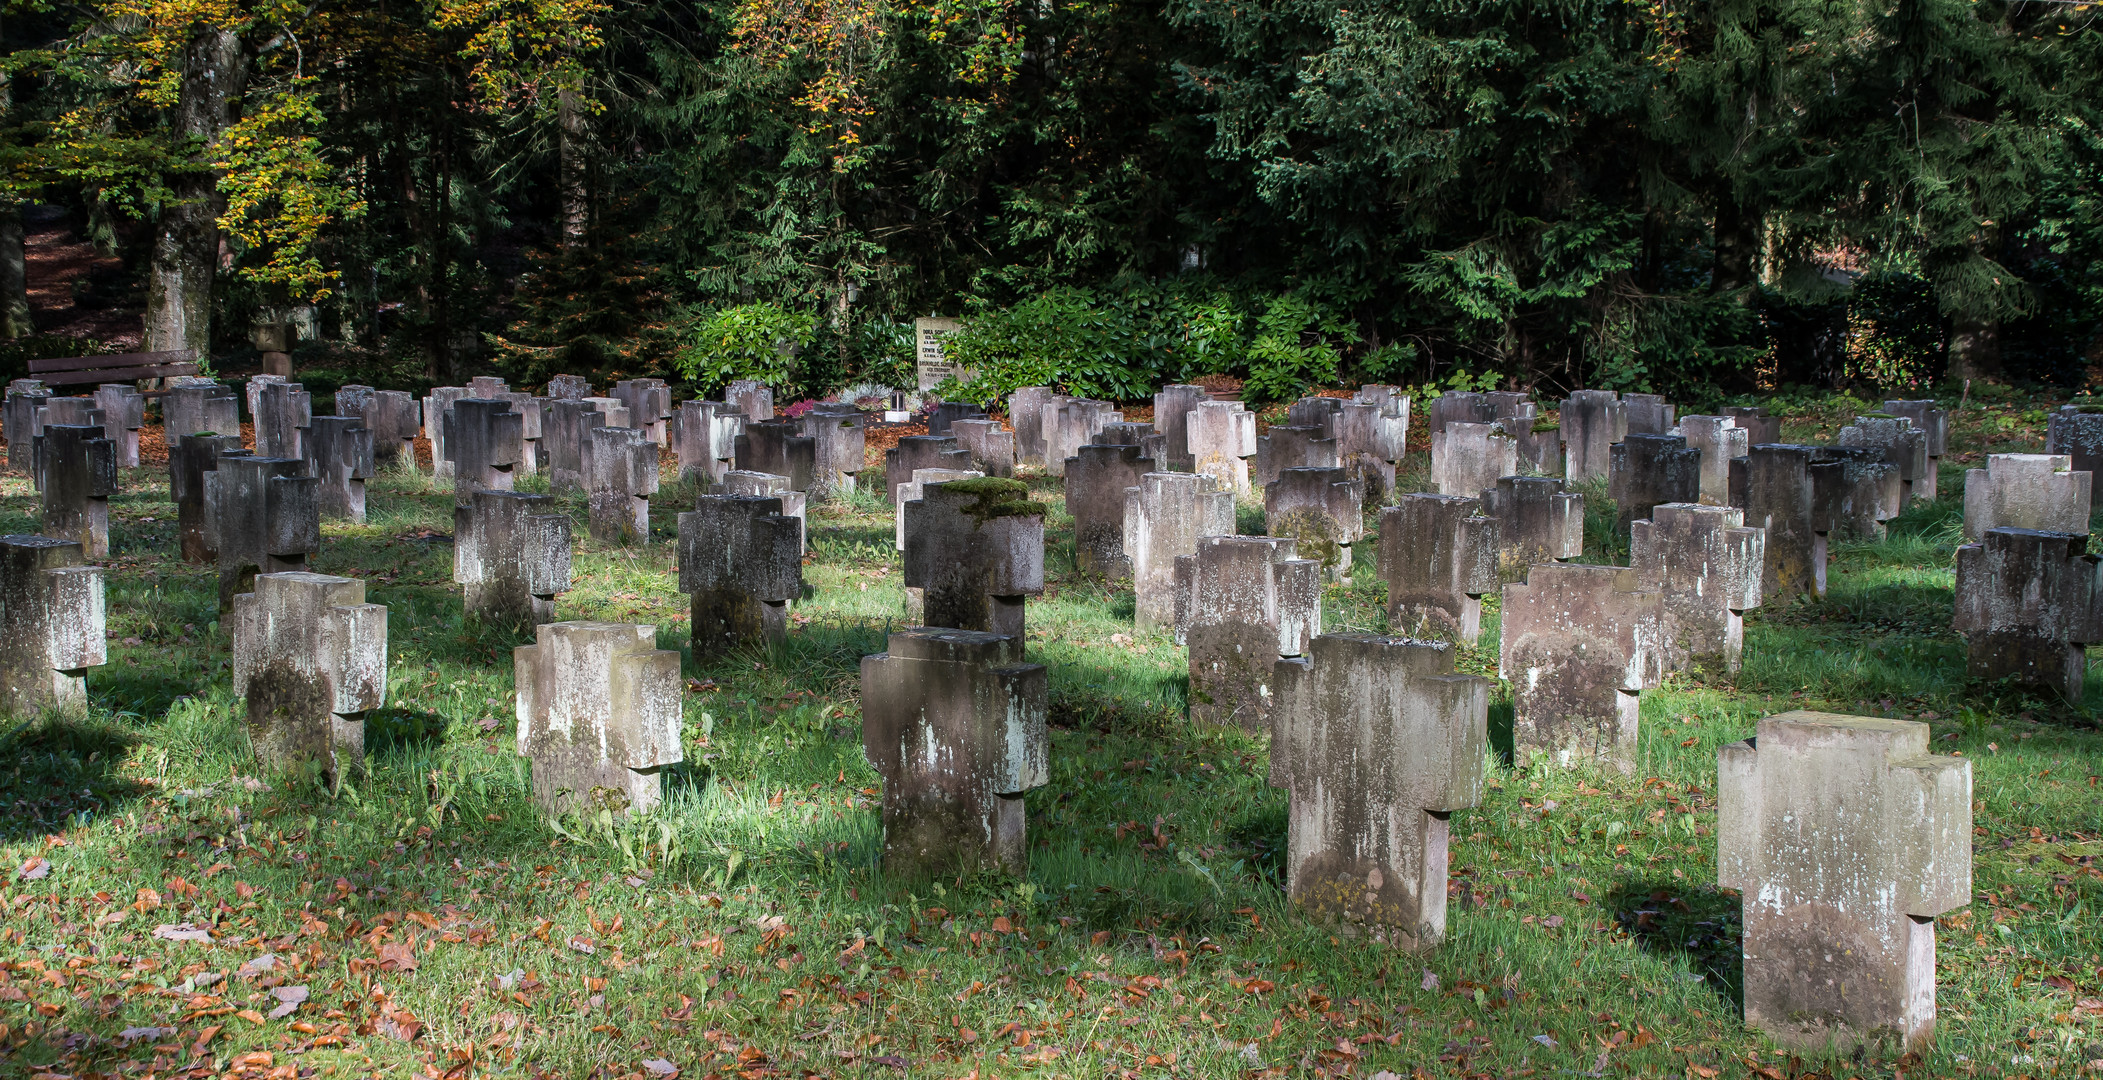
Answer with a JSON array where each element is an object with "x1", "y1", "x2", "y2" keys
[{"x1": 28, "y1": 350, "x2": 201, "y2": 387}]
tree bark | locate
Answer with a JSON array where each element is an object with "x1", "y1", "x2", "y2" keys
[
  {"x1": 1946, "y1": 316, "x2": 2001, "y2": 382},
  {"x1": 558, "y1": 88, "x2": 588, "y2": 248},
  {"x1": 144, "y1": 28, "x2": 247, "y2": 356},
  {"x1": 0, "y1": 206, "x2": 32, "y2": 339}
]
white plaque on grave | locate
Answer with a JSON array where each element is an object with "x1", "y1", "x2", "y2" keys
[{"x1": 915, "y1": 317, "x2": 966, "y2": 391}]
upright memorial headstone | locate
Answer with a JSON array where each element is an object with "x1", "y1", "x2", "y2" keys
[
  {"x1": 515, "y1": 621, "x2": 682, "y2": 815},
  {"x1": 444, "y1": 398, "x2": 524, "y2": 505},
  {"x1": 1154, "y1": 384, "x2": 1208, "y2": 473},
  {"x1": 3, "y1": 381, "x2": 51, "y2": 470},
  {"x1": 901, "y1": 478, "x2": 1045, "y2": 638},
  {"x1": 1379, "y1": 494, "x2": 1497, "y2": 642},
  {"x1": 1477, "y1": 476, "x2": 1582, "y2": 582},
  {"x1": 1007, "y1": 387, "x2": 1057, "y2": 467},
  {"x1": 335, "y1": 385, "x2": 420, "y2": 465},
  {"x1": 673, "y1": 400, "x2": 742, "y2": 486},
  {"x1": 1178, "y1": 535, "x2": 1319, "y2": 730},
  {"x1": 913, "y1": 318, "x2": 966, "y2": 390},
  {"x1": 1270, "y1": 634, "x2": 1488, "y2": 945},
  {"x1": 1499, "y1": 563, "x2": 1663, "y2": 772},
  {"x1": 544, "y1": 398, "x2": 607, "y2": 494},
  {"x1": 724, "y1": 470, "x2": 807, "y2": 552},
  {"x1": 680, "y1": 494, "x2": 803, "y2": 655},
  {"x1": 423, "y1": 386, "x2": 469, "y2": 481},
  {"x1": 456, "y1": 490, "x2": 572, "y2": 626},
  {"x1": 1961, "y1": 453, "x2": 2091, "y2": 541},
  {"x1": 0, "y1": 535, "x2": 105, "y2": 718},
  {"x1": 950, "y1": 418, "x2": 1016, "y2": 478},
  {"x1": 232, "y1": 572, "x2": 386, "y2": 786},
  {"x1": 1127, "y1": 472, "x2": 1234, "y2": 631},
  {"x1": 302, "y1": 415, "x2": 375, "y2": 521},
  {"x1": 1718, "y1": 712, "x2": 1970, "y2": 1052},
  {"x1": 1736, "y1": 444, "x2": 1825, "y2": 602},
  {"x1": 1622, "y1": 393, "x2": 1675, "y2": 435},
  {"x1": 1675, "y1": 415, "x2": 1746, "y2": 506},
  {"x1": 734, "y1": 419, "x2": 817, "y2": 492},
  {"x1": 1838, "y1": 414, "x2": 1932, "y2": 505},
  {"x1": 861, "y1": 628, "x2": 1047, "y2": 876},
  {"x1": 887, "y1": 435, "x2": 974, "y2": 504},
  {"x1": 612, "y1": 379, "x2": 673, "y2": 446},
  {"x1": 585, "y1": 425, "x2": 658, "y2": 544},
  {"x1": 252, "y1": 379, "x2": 312, "y2": 460},
  {"x1": 1264, "y1": 466, "x2": 1365, "y2": 581},
  {"x1": 38, "y1": 425, "x2": 115, "y2": 558},
  {"x1": 206, "y1": 456, "x2": 320, "y2": 611},
  {"x1": 1631, "y1": 503, "x2": 1764, "y2": 671},
  {"x1": 1953, "y1": 527, "x2": 2099, "y2": 701},
  {"x1": 545, "y1": 374, "x2": 592, "y2": 401},
  {"x1": 1254, "y1": 424, "x2": 1338, "y2": 489},
  {"x1": 2047, "y1": 404, "x2": 2103, "y2": 503},
  {"x1": 726, "y1": 380, "x2": 774, "y2": 422}
]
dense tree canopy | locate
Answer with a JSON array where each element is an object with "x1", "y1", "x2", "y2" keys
[{"x1": 0, "y1": 0, "x2": 2094, "y2": 399}]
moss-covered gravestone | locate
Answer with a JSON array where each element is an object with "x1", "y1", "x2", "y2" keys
[
  {"x1": 901, "y1": 477, "x2": 1044, "y2": 640},
  {"x1": 233, "y1": 572, "x2": 387, "y2": 786}
]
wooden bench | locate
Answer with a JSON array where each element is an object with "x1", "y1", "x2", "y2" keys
[{"x1": 25, "y1": 350, "x2": 201, "y2": 388}]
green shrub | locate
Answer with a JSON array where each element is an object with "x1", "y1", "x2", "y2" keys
[{"x1": 675, "y1": 303, "x2": 818, "y2": 396}]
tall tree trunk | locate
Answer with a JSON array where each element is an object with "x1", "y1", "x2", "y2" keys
[
  {"x1": 1710, "y1": 192, "x2": 1758, "y2": 296},
  {"x1": 0, "y1": 206, "x2": 31, "y2": 339},
  {"x1": 144, "y1": 28, "x2": 247, "y2": 356},
  {"x1": 558, "y1": 88, "x2": 589, "y2": 248},
  {"x1": 1947, "y1": 317, "x2": 2000, "y2": 382}
]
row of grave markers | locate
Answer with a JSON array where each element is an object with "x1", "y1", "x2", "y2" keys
[{"x1": 3, "y1": 374, "x2": 2095, "y2": 1054}]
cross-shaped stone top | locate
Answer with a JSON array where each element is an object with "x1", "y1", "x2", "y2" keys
[
  {"x1": 860, "y1": 628, "x2": 1048, "y2": 875},
  {"x1": 1269, "y1": 633, "x2": 1490, "y2": 943},
  {"x1": 902, "y1": 478, "x2": 1045, "y2": 634},
  {"x1": 679, "y1": 495, "x2": 802, "y2": 604},
  {"x1": 1500, "y1": 562, "x2": 1664, "y2": 772},
  {"x1": 1962, "y1": 453, "x2": 2092, "y2": 541},
  {"x1": 1718, "y1": 711, "x2": 1970, "y2": 1052},
  {"x1": 516, "y1": 622, "x2": 683, "y2": 776},
  {"x1": 0, "y1": 534, "x2": 105, "y2": 718}
]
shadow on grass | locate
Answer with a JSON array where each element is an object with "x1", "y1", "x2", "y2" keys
[
  {"x1": 1488, "y1": 699, "x2": 1516, "y2": 766},
  {"x1": 0, "y1": 714, "x2": 151, "y2": 840},
  {"x1": 1606, "y1": 880, "x2": 1744, "y2": 1014}
]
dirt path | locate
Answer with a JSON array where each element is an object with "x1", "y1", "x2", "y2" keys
[{"x1": 23, "y1": 204, "x2": 144, "y2": 347}]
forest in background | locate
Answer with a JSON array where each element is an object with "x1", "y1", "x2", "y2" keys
[{"x1": 0, "y1": 0, "x2": 2097, "y2": 405}]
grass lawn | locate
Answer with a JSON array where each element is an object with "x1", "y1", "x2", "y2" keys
[{"x1": 2, "y1": 390, "x2": 2099, "y2": 1080}]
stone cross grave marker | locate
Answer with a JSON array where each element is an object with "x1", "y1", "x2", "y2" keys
[
  {"x1": 674, "y1": 400, "x2": 742, "y2": 486},
  {"x1": 172, "y1": 433, "x2": 246, "y2": 562},
  {"x1": 895, "y1": 468, "x2": 981, "y2": 550},
  {"x1": 1674, "y1": 415, "x2": 1746, "y2": 506},
  {"x1": 1809, "y1": 446, "x2": 1901, "y2": 542},
  {"x1": 887, "y1": 435, "x2": 972, "y2": 505},
  {"x1": 1722, "y1": 406, "x2": 1782, "y2": 447},
  {"x1": 1068, "y1": 442, "x2": 1150, "y2": 579},
  {"x1": 1270, "y1": 633, "x2": 1488, "y2": 946},
  {"x1": 585, "y1": 425, "x2": 658, "y2": 544},
  {"x1": 1631, "y1": 503, "x2": 1764, "y2": 672},
  {"x1": 206, "y1": 455, "x2": 320, "y2": 611},
  {"x1": 1433, "y1": 419, "x2": 1517, "y2": 497},
  {"x1": 1622, "y1": 392, "x2": 1675, "y2": 435},
  {"x1": 456, "y1": 489, "x2": 571, "y2": 627},
  {"x1": 734, "y1": 419, "x2": 816, "y2": 492},
  {"x1": 545, "y1": 374, "x2": 592, "y2": 401},
  {"x1": 1379, "y1": 494, "x2": 1498, "y2": 643},
  {"x1": 252, "y1": 378, "x2": 312, "y2": 461},
  {"x1": 423, "y1": 386, "x2": 469, "y2": 481},
  {"x1": 498, "y1": 392, "x2": 544, "y2": 476},
  {"x1": 902, "y1": 478, "x2": 1045, "y2": 639},
  {"x1": 1478, "y1": 476, "x2": 1581, "y2": 583},
  {"x1": 1153, "y1": 384, "x2": 1208, "y2": 472},
  {"x1": 1500, "y1": 563, "x2": 1663, "y2": 773},
  {"x1": 0, "y1": 535, "x2": 104, "y2": 718},
  {"x1": 1189, "y1": 400, "x2": 1257, "y2": 499},
  {"x1": 2047, "y1": 405, "x2": 2103, "y2": 503},
  {"x1": 1178, "y1": 535, "x2": 1320, "y2": 731},
  {"x1": 545, "y1": 398, "x2": 608, "y2": 494},
  {"x1": 1126, "y1": 472, "x2": 1233, "y2": 632},
  {"x1": 1337, "y1": 390, "x2": 1410, "y2": 507},
  {"x1": 515, "y1": 621, "x2": 681, "y2": 816},
  {"x1": 92, "y1": 384, "x2": 144, "y2": 468},
  {"x1": 950, "y1": 418, "x2": 1016, "y2": 478},
  {"x1": 1608, "y1": 432, "x2": 1700, "y2": 532},
  {"x1": 1043, "y1": 398, "x2": 1118, "y2": 478},
  {"x1": 724, "y1": 470, "x2": 807, "y2": 552},
  {"x1": 680, "y1": 494, "x2": 803, "y2": 655},
  {"x1": 1265, "y1": 466, "x2": 1365, "y2": 582},
  {"x1": 232, "y1": 572, "x2": 386, "y2": 787},
  {"x1": 927, "y1": 401, "x2": 985, "y2": 436},
  {"x1": 1254, "y1": 424, "x2": 1338, "y2": 489},
  {"x1": 32, "y1": 397, "x2": 102, "y2": 489},
  {"x1": 1962, "y1": 453, "x2": 2091, "y2": 541},
  {"x1": 4, "y1": 381, "x2": 51, "y2": 470},
  {"x1": 612, "y1": 378, "x2": 672, "y2": 446},
  {"x1": 1007, "y1": 386, "x2": 1056, "y2": 466},
  {"x1": 38, "y1": 425, "x2": 115, "y2": 558},
  {"x1": 335, "y1": 385, "x2": 419, "y2": 465},
  {"x1": 1718, "y1": 712, "x2": 1970, "y2": 1052},
  {"x1": 1954, "y1": 527, "x2": 2100, "y2": 701},
  {"x1": 861, "y1": 628, "x2": 1047, "y2": 877},
  {"x1": 726, "y1": 380, "x2": 774, "y2": 422},
  {"x1": 800, "y1": 404, "x2": 866, "y2": 495},
  {"x1": 1838, "y1": 414, "x2": 1932, "y2": 504},
  {"x1": 301, "y1": 416, "x2": 374, "y2": 522},
  {"x1": 1735, "y1": 444, "x2": 1826, "y2": 602},
  {"x1": 1560, "y1": 390, "x2": 1627, "y2": 482},
  {"x1": 444, "y1": 398, "x2": 524, "y2": 505}
]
